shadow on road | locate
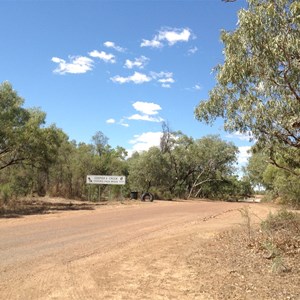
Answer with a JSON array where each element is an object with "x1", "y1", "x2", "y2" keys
[{"x1": 0, "y1": 200, "x2": 96, "y2": 219}]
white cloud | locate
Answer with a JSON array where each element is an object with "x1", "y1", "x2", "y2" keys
[
  {"x1": 127, "y1": 101, "x2": 163, "y2": 123},
  {"x1": 226, "y1": 131, "x2": 254, "y2": 141},
  {"x1": 107, "y1": 101, "x2": 163, "y2": 129},
  {"x1": 184, "y1": 84, "x2": 203, "y2": 92},
  {"x1": 158, "y1": 77, "x2": 174, "y2": 88},
  {"x1": 238, "y1": 146, "x2": 252, "y2": 164},
  {"x1": 128, "y1": 131, "x2": 163, "y2": 154},
  {"x1": 151, "y1": 71, "x2": 173, "y2": 80},
  {"x1": 103, "y1": 41, "x2": 125, "y2": 52},
  {"x1": 188, "y1": 46, "x2": 198, "y2": 55},
  {"x1": 51, "y1": 56, "x2": 93, "y2": 74},
  {"x1": 110, "y1": 72, "x2": 152, "y2": 84},
  {"x1": 110, "y1": 70, "x2": 174, "y2": 87},
  {"x1": 128, "y1": 114, "x2": 163, "y2": 122},
  {"x1": 89, "y1": 50, "x2": 116, "y2": 63},
  {"x1": 158, "y1": 78, "x2": 175, "y2": 84},
  {"x1": 141, "y1": 27, "x2": 193, "y2": 48},
  {"x1": 140, "y1": 39, "x2": 163, "y2": 48},
  {"x1": 151, "y1": 71, "x2": 175, "y2": 87},
  {"x1": 132, "y1": 101, "x2": 161, "y2": 115},
  {"x1": 106, "y1": 118, "x2": 116, "y2": 124},
  {"x1": 124, "y1": 56, "x2": 149, "y2": 69},
  {"x1": 117, "y1": 118, "x2": 130, "y2": 127},
  {"x1": 159, "y1": 28, "x2": 192, "y2": 45},
  {"x1": 161, "y1": 84, "x2": 171, "y2": 88}
]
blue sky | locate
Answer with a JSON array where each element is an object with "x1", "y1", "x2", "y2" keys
[{"x1": 0, "y1": 0, "x2": 252, "y2": 170}]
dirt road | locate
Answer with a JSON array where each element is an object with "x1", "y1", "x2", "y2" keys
[{"x1": 0, "y1": 200, "x2": 276, "y2": 299}]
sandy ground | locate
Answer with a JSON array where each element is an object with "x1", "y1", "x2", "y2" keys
[{"x1": 0, "y1": 199, "x2": 296, "y2": 299}]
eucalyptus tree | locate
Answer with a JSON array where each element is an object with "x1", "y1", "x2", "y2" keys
[
  {"x1": 47, "y1": 134, "x2": 76, "y2": 197},
  {"x1": 128, "y1": 147, "x2": 169, "y2": 195},
  {"x1": 186, "y1": 135, "x2": 238, "y2": 198},
  {"x1": 0, "y1": 82, "x2": 67, "y2": 197},
  {"x1": 0, "y1": 82, "x2": 64, "y2": 173},
  {"x1": 245, "y1": 150, "x2": 269, "y2": 189},
  {"x1": 128, "y1": 133, "x2": 238, "y2": 199},
  {"x1": 195, "y1": 0, "x2": 300, "y2": 176},
  {"x1": 70, "y1": 142, "x2": 97, "y2": 198},
  {"x1": 92, "y1": 131, "x2": 110, "y2": 156},
  {"x1": 160, "y1": 127, "x2": 195, "y2": 197},
  {"x1": 0, "y1": 82, "x2": 32, "y2": 170}
]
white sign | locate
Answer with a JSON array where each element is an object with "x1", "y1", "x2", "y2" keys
[{"x1": 86, "y1": 175, "x2": 126, "y2": 185}]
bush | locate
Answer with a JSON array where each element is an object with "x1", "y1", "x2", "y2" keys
[
  {"x1": 263, "y1": 166, "x2": 300, "y2": 209},
  {"x1": 0, "y1": 184, "x2": 13, "y2": 204},
  {"x1": 259, "y1": 210, "x2": 300, "y2": 268},
  {"x1": 261, "y1": 209, "x2": 300, "y2": 233}
]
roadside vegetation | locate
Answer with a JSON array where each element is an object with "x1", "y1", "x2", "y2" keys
[
  {"x1": 189, "y1": 208, "x2": 300, "y2": 299},
  {"x1": 189, "y1": 1, "x2": 300, "y2": 295},
  {"x1": 1, "y1": 0, "x2": 299, "y2": 211},
  {"x1": 195, "y1": 0, "x2": 300, "y2": 209},
  {"x1": 239, "y1": 207, "x2": 300, "y2": 273},
  {"x1": 259, "y1": 209, "x2": 300, "y2": 271},
  {"x1": 0, "y1": 82, "x2": 253, "y2": 210}
]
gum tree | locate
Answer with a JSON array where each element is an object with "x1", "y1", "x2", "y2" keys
[
  {"x1": 195, "y1": 0, "x2": 300, "y2": 175},
  {"x1": 0, "y1": 82, "x2": 62, "y2": 172}
]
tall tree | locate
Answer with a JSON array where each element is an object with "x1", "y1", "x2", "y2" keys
[
  {"x1": 195, "y1": 0, "x2": 300, "y2": 175},
  {"x1": 244, "y1": 150, "x2": 269, "y2": 189},
  {"x1": 0, "y1": 82, "x2": 62, "y2": 172},
  {"x1": 0, "y1": 82, "x2": 30, "y2": 170},
  {"x1": 186, "y1": 135, "x2": 238, "y2": 198},
  {"x1": 128, "y1": 134, "x2": 238, "y2": 199},
  {"x1": 92, "y1": 131, "x2": 109, "y2": 156}
]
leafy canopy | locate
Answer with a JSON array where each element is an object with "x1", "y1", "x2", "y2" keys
[
  {"x1": 0, "y1": 82, "x2": 63, "y2": 171},
  {"x1": 195, "y1": 0, "x2": 300, "y2": 173}
]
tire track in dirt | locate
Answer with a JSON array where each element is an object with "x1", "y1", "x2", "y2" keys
[
  {"x1": 64, "y1": 206, "x2": 247, "y2": 264},
  {"x1": 53, "y1": 207, "x2": 238, "y2": 299},
  {"x1": 0, "y1": 201, "x2": 274, "y2": 299},
  {"x1": 63, "y1": 207, "x2": 253, "y2": 299}
]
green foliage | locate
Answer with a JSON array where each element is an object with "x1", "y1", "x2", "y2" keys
[
  {"x1": 128, "y1": 132, "x2": 240, "y2": 199},
  {"x1": 263, "y1": 165, "x2": 300, "y2": 208},
  {"x1": 238, "y1": 177, "x2": 253, "y2": 196},
  {"x1": 245, "y1": 151, "x2": 269, "y2": 189},
  {"x1": 195, "y1": 0, "x2": 300, "y2": 176},
  {"x1": 92, "y1": 131, "x2": 110, "y2": 156},
  {"x1": 0, "y1": 82, "x2": 251, "y2": 202},
  {"x1": 47, "y1": 137, "x2": 128, "y2": 199},
  {"x1": 128, "y1": 147, "x2": 167, "y2": 193},
  {"x1": 0, "y1": 82, "x2": 63, "y2": 173},
  {"x1": 196, "y1": 0, "x2": 300, "y2": 206},
  {"x1": 0, "y1": 82, "x2": 30, "y2": 170},
  {"x1": 0, "y1": 183, "x2": 13, "y2": 204}
]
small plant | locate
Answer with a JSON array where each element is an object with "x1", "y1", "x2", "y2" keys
[
  {"x1": 239, "y1": 207, "x2": 253, "y2": 244},
  {"x1": 238, "y1": 208, "x2": 299, "y2": 273},
  {"x1": 261, "y1": 209, "x2": 300, "y2": 233},
  {"x1": 259, "y1": 209, "x2": 300, "y2": 272},
  {"x1": 0, "y1": 184, "x2": 13, "y2": 205}
]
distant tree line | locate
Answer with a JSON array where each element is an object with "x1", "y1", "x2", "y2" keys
[
  {"x1": 0, "y1": 81, "x2": 254, "y2": 203},
  {"x1": 2, "y1": 0, "x2": 299, "y2": 208}
]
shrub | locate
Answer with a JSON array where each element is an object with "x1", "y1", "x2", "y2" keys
[
  {"x1": 0, "y1": 184, "x2": 13, "y2": 204},
  {"x1": 259, "y1": 209, "x2": 300, "y2": 271}
]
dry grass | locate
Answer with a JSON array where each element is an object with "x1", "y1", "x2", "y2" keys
[{"x1": 186, "y1": 208, "x2": 300, "y2": 299}]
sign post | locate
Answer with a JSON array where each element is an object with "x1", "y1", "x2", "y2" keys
[
  {"x1": 86, "y1": 175, "x2": 126, "y2": 185},
  {"x1": 86, "y1": 175, "x2": 126, "y2": 201}
]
